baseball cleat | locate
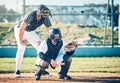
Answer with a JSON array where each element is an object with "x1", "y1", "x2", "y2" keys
[
  {"x1": 59, "y1": 75, "x2": 72, "y2": 80},
  {"x1": 15, "y1": 70, "x2": 20, "y2": 77},
  {"x1": 35, "y1": 75, "x2": 40, "y2": 80},
  {"x1": 42, "y1": 71, "x2": 50, "y2": 75},
  {"x1": 35, "y1": 71, "x2": 41, "y2": 80}
]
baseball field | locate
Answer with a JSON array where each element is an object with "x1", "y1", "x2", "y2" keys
[{"x1": 0, "y1": 57, "x2": 120, "y2": 83}]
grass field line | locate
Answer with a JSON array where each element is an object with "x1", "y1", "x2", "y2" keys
[{"x1": 0, "y1": 57, "x2": 120, "y2": 73}]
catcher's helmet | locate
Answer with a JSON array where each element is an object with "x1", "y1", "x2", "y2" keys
[
  {"x1": 49, "y1": 28, "x2": 62, "y2": 39},
  {"x1": 39, "y1": 4, "x2": 52, "y2": 18}
]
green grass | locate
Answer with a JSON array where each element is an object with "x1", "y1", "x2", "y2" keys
[
  {"x1": 0, "y1": 22, "x2": 118, "y2": 45},
  {"x1": 0, "y1": 57, "x2": 120, "y2": 73}
]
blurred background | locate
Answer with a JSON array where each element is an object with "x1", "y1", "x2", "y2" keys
[
  {"x1": 0, "y1": 0, "x2": 120, "y2": 75},
  {"x1": 0, "y1": 0, "x2": 120, "y2": 48}
]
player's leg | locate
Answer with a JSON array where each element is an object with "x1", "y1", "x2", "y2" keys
[
  {"x1": 35, "y1": 57, "x2": 49, "y2": 80},
  {"x1": 15, "y1": 44, "x2": 26, "y2": 77},
  {"x1": 24, "y1": 31, "x2": 41, "y2": 50},
  {"x1": 59, "y1": 57, "x2": 72, "y2": 80},
  {"x1": 14, "y1": 26, "x2": 26, "y2": 77},
  {"x1": 25, "y1": 31, "x2": 50, "y2": 75}
]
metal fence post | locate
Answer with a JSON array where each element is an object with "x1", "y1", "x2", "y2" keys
[
  {"x1": 111, "y1": 0, "x2": 114, "y2": 47},
  {"x1": 118, "y1": 3, "x2": 120, "y2": 44}
]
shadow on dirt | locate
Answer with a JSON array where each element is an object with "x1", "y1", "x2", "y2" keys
[
  {"x1": 0, "y1": 74, "x2": 120, "y2": 83},
  {"x1": 68, "y1": 77, "x2": 120, "y2": 83}
]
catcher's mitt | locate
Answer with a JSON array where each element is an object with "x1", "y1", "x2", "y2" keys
[{"x1": 64, "y1": 41, "x2": 77, "y2": 52}]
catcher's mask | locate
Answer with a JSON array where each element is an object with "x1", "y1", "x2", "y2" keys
[
  {"x1": 39, "y1": 4, "x2": 52, "y2": 18},
  {"x1": 49, "y1": 28, "x2": 62, "y2": 42}
]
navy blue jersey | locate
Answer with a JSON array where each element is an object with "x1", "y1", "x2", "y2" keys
[
  {"x1": 39, "y1": 38, "x2": 63, "y2": 62},
  {"x1": 17, "y1": 10, "x2": 51, "y2": 31}
]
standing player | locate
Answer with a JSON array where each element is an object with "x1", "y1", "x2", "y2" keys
[
  {"x1": 35, "y1": 28, "x2": 76, "y2": 80},
  {"x1": 14, "y1": 4, "x2": 52, "y2": 77}
]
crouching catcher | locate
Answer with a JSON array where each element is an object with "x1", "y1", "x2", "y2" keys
[{"x1": 35, "y1": 28, "x2": 77, "y2": 80}]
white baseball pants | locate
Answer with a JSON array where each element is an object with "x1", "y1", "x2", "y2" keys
[{"x1": 14, "y1": 26, "x2": 41, "y2": 71}]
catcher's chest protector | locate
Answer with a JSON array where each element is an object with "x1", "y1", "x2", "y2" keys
[{"x1": 46, "y1": 38, "x2": 63, "y2": 60}]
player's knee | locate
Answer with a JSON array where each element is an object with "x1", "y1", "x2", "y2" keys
[
  {"x1": 41, "y1": 61, "x2": 49, "y2": 69},
  {"x1": 65, "y1": 57, "x2": 72, "y2": 64}
]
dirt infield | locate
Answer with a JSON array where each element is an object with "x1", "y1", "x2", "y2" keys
[{"x1": 0, "y1": 73, "x2": 120, "y2": 83}]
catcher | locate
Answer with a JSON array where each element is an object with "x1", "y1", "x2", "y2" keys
[{"x1": 35, "y1": 28, "x2": 77, "y2": 80}]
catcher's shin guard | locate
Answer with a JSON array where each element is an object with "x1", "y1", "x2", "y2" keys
[
  {"x1": 59, "y1": 57, "x2": 72, "y2": 79},
  {"x1": 35, "y1": 61, "x2": 49, "y2": 80},
  {"x1": 35, "y1": 66, "x2": 44, "y2": 80}
]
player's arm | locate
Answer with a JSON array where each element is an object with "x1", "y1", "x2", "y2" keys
[
  {"x1": 38, "y1": 40, "x2": 58, "y2": 67},
  {"x1": 19, "y1": 11, "x2": 34, "y2": 45},
  {"x1": 44, "y1": 18, "x2": 52, "y2": 31},
  {"x1": 19, "y1": 21, "x2": 27, "y2": 45},
  {"x1": 63, "y1": 41, "x2": 77, "y2": 60},
  {"x1": 38, "y1": 41, "x2": 51, "y2": 62},
  {"x1": 55, "y1": 42, "x2": 66, "y2": 65}
]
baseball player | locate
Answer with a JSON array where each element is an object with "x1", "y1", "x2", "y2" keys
[
  {"x1": 14, "y1": 4, "x2": 52, "y2": 77},
  {"x1": 35, "y1": 28, "x2": 76, "y2": 80}
]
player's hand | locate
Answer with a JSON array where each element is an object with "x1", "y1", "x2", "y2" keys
[
  {"x1": 57, "y1": 62, "x2": 65, "y2": 66},
  {"x1": 20, "y1": 40, "x2": 27, "y2": 45},
  {"x1": 50, "y1": 59, "x2": 58, "y2": 67},
  {"x1": 37, "y1": 41, "x2": 41, "y2": 46}
]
